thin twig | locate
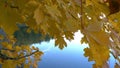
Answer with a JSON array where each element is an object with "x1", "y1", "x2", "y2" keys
[
  {"x1": 0, "y1": 50, "x2": 42, "y2": 60},
  {"x1": 15, "y1": 50, "x2": 41, "y2": 60}
]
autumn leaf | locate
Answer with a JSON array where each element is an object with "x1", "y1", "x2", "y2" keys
[
  {"x1": 81, "y1": 35, "x2": 88, "y2": 44},
  {"x1": 64, "y1": 31, "x2": 74, "y2": 41},
  {"x1": 33, "y1": 5, "x2": 45, "y2": 25},
  {"x1": 84, "y1": 38, "x2": 110, "y2": 66},
  {"x1": 55, "y1": 36, "x2": 67, "y2": 49},
  {"x1": 84, "y1": 27, "x2": 110, "y2": 66},
  {"x1": 84, "y1": 47, "x2": 93, "y2": 61},
  {"x1": 0, "y1": 1, "x2": 26, "y2": 35},
  {"x1": 2, "y1": 60, "x2": 16, "y2": 68}
]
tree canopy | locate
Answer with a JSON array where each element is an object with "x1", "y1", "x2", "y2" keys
[{"x1": 0, "y1": 0, "x2": 120, "y2": 68}]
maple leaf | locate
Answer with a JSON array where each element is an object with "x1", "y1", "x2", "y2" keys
[
  {"x1": 64, "y1": 31, "x2": 74, "y2": 41},
  {"x1": 55, "y1": 36, "x2": 67, "y2": 49},
  {"x1": 84, "y1": 40, "x2": 110, "y2": 66},
  {"x1": 81, "y1": 35, "x2": 88, "y2": 44},
  {"x1": 84, "y1": 28, "x2": 110, "y2": 66},
  {"x1": 0, "y1": 0, "x2": 31, "y2": 35}
]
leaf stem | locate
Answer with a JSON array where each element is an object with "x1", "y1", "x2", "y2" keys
[{"x1": 80, "y1": 0, "x2": 84, "y2": 29}]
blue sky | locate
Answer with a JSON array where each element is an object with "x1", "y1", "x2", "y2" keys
[{"x1": 32, "y1": 31, "x2": 115, "y2": 68}]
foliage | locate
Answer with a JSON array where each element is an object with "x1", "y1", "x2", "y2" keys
[
  {"x1": 0, "y1": 24, "x2": 51, "y2": 68},
  {"x1": 0, "y1": 31, "x2": 43, "y2": 68},
  {"x1": 0, "y1": 0, "x2": 120, "y2": 68}
]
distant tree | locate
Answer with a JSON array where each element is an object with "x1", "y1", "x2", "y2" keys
[{"x1": 14, "y1": 23, "x2": 52, "y2": 46}]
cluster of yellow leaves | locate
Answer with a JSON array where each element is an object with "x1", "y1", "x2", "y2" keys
[
  {"x1": 0, "y1": 41, "x2": 43, "y2": 68},
  {"x1": 33, "y1": 0, "x2": 81, "y2": 49},
  {"x1": 0, "y1": 0, "x2": 81, "y2": 49},
  {"x1": 0, "y1": 0, "x2": 39, "y2": 35}
]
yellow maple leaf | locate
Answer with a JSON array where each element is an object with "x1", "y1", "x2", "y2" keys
[
  {"x1": 0, "y1": 2, "x2": 22, "y2": 35},
  {"x1": 64, "y1": 31, "x2": 74, "y2": 40},
  {"x1": 84, "y1": 34, "x2": 110, "y2": 66},
  {"x1": 55, "y1": 36, "x2": 67, "y2": 49}
]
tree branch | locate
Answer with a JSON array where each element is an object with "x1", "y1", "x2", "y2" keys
[
  {"x1": 0, "y1": 50, "x2": 41, "y2": 60},
  {"x1": 80, "y1": 0, "x2": 84, "y2": 29},
  {"x1": 15, "y1": 50, "x2": 40, "y2": 60}
]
